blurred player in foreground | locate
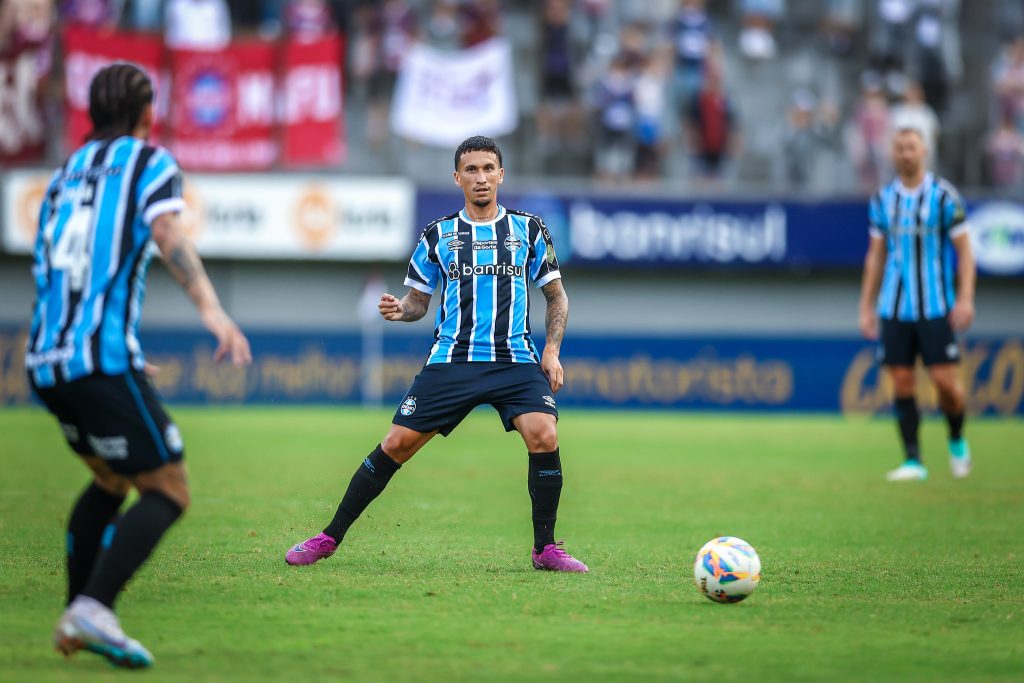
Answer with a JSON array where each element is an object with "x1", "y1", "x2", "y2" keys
[
  {"x1": 26, "y1": 63, "x2": 251, "y2": 667},
  {"x1": 858, "y1": 127, "x2": 976, "y2": 482},
  {"x1": 285, "y1": 135, "x2": 588, "y2": 573}
]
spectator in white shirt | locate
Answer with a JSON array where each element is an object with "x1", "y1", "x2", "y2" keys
[{"x1": 165, "y1": 0, "x2": 231, "y2": 50}]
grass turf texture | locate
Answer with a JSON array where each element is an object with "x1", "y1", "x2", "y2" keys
[{"x1": 1, "y1": 407, "x2": 1022, "y2": 683}]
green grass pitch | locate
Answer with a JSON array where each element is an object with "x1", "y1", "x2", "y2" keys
[{"x1": 1, "y1": 407, "x2": 1022, "y2": 683}]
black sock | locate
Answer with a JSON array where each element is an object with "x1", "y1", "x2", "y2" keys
[
  {"x1": 66, "y1": 483, "x2": 125, "y2": 605},
  {"x1": 81, "y1": 491, "x2": 182, "y2": 609},
  {"x1": 894, "y1": 397, "x2": 921, "y2": 462},
  {"x1": 946, "y1": 411, "x2": 965, "y2": 441},
  {"x1": 528, "y1": 449, "x2": 562, "y2": 553},
  {"x1": 323, "y1": 445, "x2": 401, "y2": 543}
]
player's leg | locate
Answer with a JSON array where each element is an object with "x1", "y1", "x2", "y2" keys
[
  {"x1": 918, "y1": 317, "x2": 971, "y2": 477},
  {"x1": 286, "y1": 364, "x2": 475, "y2": 566},
  {"x1": 495, "y1": 364, "x2": 587, "y2": 573},
  {"x1": 67, "y1": 457, "x2": 130, "y2": 605},
  {"x1": 55, "y1": 371, "x2": 186, "y2": 668},
  {"x1": 880, "y1": 319, "x2": 927, "y2": 481}
]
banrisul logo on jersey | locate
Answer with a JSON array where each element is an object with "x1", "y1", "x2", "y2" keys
[
  {"x1": 970, "y1": 203, "x2": 1024, "y2": 275},
  {"x1": 447, "y1": 261, "x2": 524, "y2": 280}
]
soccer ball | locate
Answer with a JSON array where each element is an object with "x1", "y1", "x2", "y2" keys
[{"x1": 693, "y1": 536, "x2": 761, "y2": 603}]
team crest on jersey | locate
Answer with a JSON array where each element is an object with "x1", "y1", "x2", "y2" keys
[
  {"x1": 400, "y1": 396, "x2": 417, "y2": 416},
  {"x1": 945, "y1": 343, "x2": 959, "y2": 359},
  {"x1": 504, "y1": 235, "x2": 522, "y2": 252},
  {"x1": 447, "y1": 239, "x2": 464, "y2": 250}
]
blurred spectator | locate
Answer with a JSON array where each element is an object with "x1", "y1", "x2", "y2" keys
[
  {"x1": 422, "y1": 0, "x2": 459, "y2": 50},
  {"x1": 986, "y1": 112, "x2": 1024, "y2": 188},
  {"x1": 285, "y1": 0, "x2": 336, "y2": 42},
  {"x1": 889, "y1": 79, "x2": 940, "y2": 160},
  {"x1": 58, "y1": 0, "x2": 122, "y2": 28},
  {"x1": 685, "y1": 59, "x2": 737, "y2": 182},
  {"x1": 667, "y1": 0, "x2": 718, "y2": 107},
  {"x1": 993, "y1": 36, "x2": 1024, "y2": 133},
  {"x1": 870, "y1": 0, "x2": 913, "y2": 90},
  {"x1": 738, "y1": 0, "x2": 784, "y2": 60},
  {"x1": 592, "y1": 54, "x2": 635, "y2": 183},
  {"x1": 847, "y1": 71, "x2": 891, "y2": 192},
  {"x1": 460, "y1": 0, "x2": 500, "y2": 47},
  {"x1": 633, "y1": 51, "x2": 669, "y2": 181},
  {"x1": 820, "y1": 0, "x2": 863, "y2": 56},
  {"x1": 781, "y1": 89, "x2": 839, "y2": 188},
  {"x1": 536, "y1": 0, "x2": 583, "y2": 172},
  {"x1": 362, "y1": 0, "x2": 417, "y2": 147},
  {"x1": 1, "y1": 0, "x2": 54, "y2": 50},
  {"x1": 165, "y1": 0, "x2": 231, "y2": 49},
  {"x1": 911, "y1": 0, "x2": 952, "y2": 116}
]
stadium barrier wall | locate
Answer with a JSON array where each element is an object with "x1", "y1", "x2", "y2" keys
[{"x1": 2, "y1": 326, "x2": 1021, "y2": 415}]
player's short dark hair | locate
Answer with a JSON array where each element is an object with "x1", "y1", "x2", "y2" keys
[
  {"x1": 454, "y1": 136, "x2": 502, "y2": 171},
  {"x1": 88, "y1": 63, "x2": 154, "y2": 141}
]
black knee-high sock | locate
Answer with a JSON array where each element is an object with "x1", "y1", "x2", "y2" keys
[
  {"x1": 946, "y1": 411, "x2": 965, "y2": 441},
  {"x1": 528, "y1": 450, "x2": 562, "y2": 553},
  {"x1": 66, "y1": 483, "x2": 125, "y2": 605},
  {"x1": 894, "y1": 397, "x2": 921, "y2": 462},
  {"x1": 81, "y1": 491, "x2": 182, "y2": 609},
  {"x1": 323, "y1": 445, "x2": 402, "y2": 543}
]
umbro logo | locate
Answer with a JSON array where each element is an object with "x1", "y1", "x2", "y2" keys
[{"x1": 447, "y1": 240, "x2": 464, "y2": 250}]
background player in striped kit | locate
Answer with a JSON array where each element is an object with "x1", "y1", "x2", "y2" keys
[
  {"x1": 858, "y1": 127, "x2": 976, "y2": 482},
  {"x1": 27, "y1": 63, "x2": 252, "y2": 667},
  {"x1": 285, "y1": 136, "x2": 588, "y2": 573}
]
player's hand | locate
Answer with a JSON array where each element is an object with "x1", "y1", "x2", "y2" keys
[
  {"x1": 859, "y1": 308, "x2": 879, "y2": 341},
  {"x1": 379, "y1": 293, "x2": 404, "y2": 321},
  {"x1": 143, "y1": 362, "x2": 160, "y2": 377},
  {"x1": 949, "y1": 299, "x2": 975, "y2": 331},
  {"x1": 200, "y1": 306, "x2": 252, "y2": 367},
  {"x1": 541, "y1": 349, "x2": 564, "y2": 394}
]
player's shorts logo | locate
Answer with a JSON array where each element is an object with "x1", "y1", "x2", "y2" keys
[
  {"x1": 946, "y1": 343, "x2": 959, "y2": 359},
  {"x1": 87, "y1": 435, "x2": 129, "y2": 460},
  {"x1": 542, "y1": 395, "x2": 556, "y2": 409},
  {"x1": 504, "y1": 235, "x2": 522, "y2": 252},
  {"x1": 164, "y1": 424, "x2": 184, "y2": 453},
  {"x1": 60, "y1": 423, "x2": 80, "y2": 444},
  {"x1": 400, "y1": 396, "x2": 417, "y2": 416}
]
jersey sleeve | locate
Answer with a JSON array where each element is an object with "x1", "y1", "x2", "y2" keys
[
  {"x1": 941, "y1": 185, "x2": 969, "y2": 238},
  {"x1": 136, "y1": 147, "x2": 185, "y2": 227},
  {"x1": 529, "y1": 217, "x2": 561, "y2": 288},
  {"x1": 868, "y1": 193, "x2": 888, "y2": 239},
  {"x1": 403, "y1": 226, "x2": 440, "y2": 294}
]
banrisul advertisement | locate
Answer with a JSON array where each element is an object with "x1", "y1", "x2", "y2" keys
[{"x1": 2, "y1": 326, "x2": 1020, "y2": 414}]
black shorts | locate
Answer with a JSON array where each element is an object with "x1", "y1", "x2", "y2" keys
[
  {"x1": 29, "y1": 370, "x2": 184, "y2": 475},
  {"x1": 879, "y1": 318, "x2": 960, "y2": 367},
  {"x1": 392, "y1": 362, "x2": 559, "y2": 436}
]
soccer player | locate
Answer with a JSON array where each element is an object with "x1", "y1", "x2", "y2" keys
[
  {"x1": 26, "y1": 63, "x2": 251, "y2": 667},
  {"x1": 285, "y1": 136, "x2": 588, "y2": 573},
  {"x1": 858, "y1": 127, "x2": 976, "y2": 482}
]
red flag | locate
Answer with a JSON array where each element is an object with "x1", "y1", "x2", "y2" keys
[{"x1": 281, "y1": 36, "x2": 345, "y2": 168}]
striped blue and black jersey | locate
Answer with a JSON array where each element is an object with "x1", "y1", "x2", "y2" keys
[
  {"x1": 869, "y1": 173, "x2": 969, "y2": 322},
  {"x1": 403, "y1": 205, "x2": 561, "y2": 364},
  {"x1": 26, "y1": 136, "x2": 186, "y2": 387}
]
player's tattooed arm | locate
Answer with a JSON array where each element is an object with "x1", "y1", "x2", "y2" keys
[
  {"x1": 400, "y1": 288, "x2": 432, "y2": 322},
  {"x1": 151, "y1": 212, "x2": 252, "y2": 366},
  {"x1": 541, "y1": 279, "x2": 568, "y2": 354}
]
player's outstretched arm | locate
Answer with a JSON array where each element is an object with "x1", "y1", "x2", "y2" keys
[
  {"x1": 379, "y1": 289, "x2": 431, "y2": 322},
  {"x1": 151, "y1": 212, "x2": 252, "y2": 367},
  {"x1": 541, "y1": 279, "x2": 568, "y2": 393},
  {"x1": 949, "y1": 232, "x2": 976, "y2": 331},
  {"x1": 858, "y1": 236, "x2": 887, "y2": 340}
]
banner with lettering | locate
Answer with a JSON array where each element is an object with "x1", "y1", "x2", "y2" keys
[
  {"x1": 281, "y1": 36, "x2": 345, "y2": 167},
  {"x1": 62, "y1": 26, "x2": 164, "y2": 151},
  {"x1": 390, "y1": 37, "x2": 517, "y2": 146},
  {"x1": 3, "y1": 325, "x2": 1020, "y2": 414},
  {"x1": 167, "y1": 41, "x2": 277, "y2": 170},
  {"x1": 0, "y1": 36, "x2": 53, "y2": 163}
]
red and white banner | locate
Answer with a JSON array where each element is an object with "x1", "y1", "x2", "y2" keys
[
  {"x1": 281, "y1": 36, "x2": 345, "y2": 167},
  {"x1": 167, "y1": 41, "x2": 277, "y2": 170},
  {"x1": 390, "y1": 37, "x2": 517, "y2": 147},
  {"x1": 62, "y1": 26, "x2": 164, "y2": 150},
  {"x1": 0, "y1": 39, "x2": 52, "y2": 163}
]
